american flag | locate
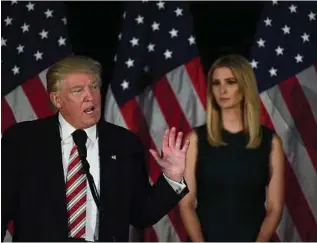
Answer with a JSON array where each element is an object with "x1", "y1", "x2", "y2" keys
[
  {"x1": 250, "y1": 1, "x2": 317, "y2": 241},
  {"x1": 1, "y1": 1, "x2": 72, "y2": 240},
  {"x1": 1, "y1": 1, "x2": 71, "y2": 133},
  {"x1": 104, "y1": 1, "x2": 206, "y2": 241}
]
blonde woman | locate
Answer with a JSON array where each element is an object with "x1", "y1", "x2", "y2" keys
[{"x1": 179, "y1": 55, "x2": 285, "y2": 242}]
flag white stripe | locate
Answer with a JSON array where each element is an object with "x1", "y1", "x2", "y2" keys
[
  {"x1": 105, "y1": 87, "x2": 181, "y2": 242},
  {"x1": 261, "y1": 88, "x2": 317, "y2": 223},
  {"x1": 166, "y1": 65, "x2": 206, "y2": 128},
  {"x1": 5, "y1": 86, "x2": 38, "y2": 123},
  {"x1": 104, "y1": 86, "x2": 127, "y2": 128},
  {"x1": 38, "y1": 68, "x2": 49, "y2": 90},
  {"x1": 277, "y1": 206, "x2": 301, "y2": 241},
  {"x1": 137, "y1": 86, "x2": 169, "y2": 148},
  {"x1": 137, "y1": 86, "x2": 181, "y2": 242},
  {"x1": 3, "y1": 232, "x2": 12, "y2": 242},
  {"x1": 295, "y1": 65, "x2": 317, "y2": 124}
]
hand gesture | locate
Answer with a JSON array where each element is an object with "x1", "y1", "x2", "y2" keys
[{"x1": 149, "y1": 127, "x2": 190, "y2": 182}]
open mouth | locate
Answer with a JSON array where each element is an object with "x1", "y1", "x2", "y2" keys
[{"x1": 84, "y1": 106, "x2": 95, "y2": 115}]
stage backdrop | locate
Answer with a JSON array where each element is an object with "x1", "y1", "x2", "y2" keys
[{"x1": 2, "y1": 1, "x2": 317, "y2": 242}]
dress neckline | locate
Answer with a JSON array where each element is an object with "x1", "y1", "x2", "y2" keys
[{"x1": 222, "y1": 128, "x2": 245, "y2": 135}]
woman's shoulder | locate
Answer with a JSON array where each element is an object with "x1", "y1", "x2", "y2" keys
[
  {"x1": 260, "y1": 124, "x2": 275, "y2": 136},
  {"x1": 260, "y1": 125, "x2": 279, "y2": 151},
  {"x1": 193, "y1": 124, "x2": 207, "y2": 134}
]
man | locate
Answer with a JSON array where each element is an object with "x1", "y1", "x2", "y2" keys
[{"x1": 1, "y1": 55, "x2": 189, "y2": 242}]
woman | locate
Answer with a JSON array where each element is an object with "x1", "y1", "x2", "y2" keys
[{"x1": 179, "y1": 54, "x2": 285, "y2": 242}]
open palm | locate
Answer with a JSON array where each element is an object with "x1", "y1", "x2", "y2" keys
[{"x1": 149, "y1": 127, "x2": 190, "y2": 182}]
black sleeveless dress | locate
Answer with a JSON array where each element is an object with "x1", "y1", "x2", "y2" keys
[{"x1": 194, "y1": 125, "x2": 274, "y2": 242}]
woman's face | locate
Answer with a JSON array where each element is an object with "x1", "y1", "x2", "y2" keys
[{"x1": 211, "y1": 67, "x2": 243, "y2": 110}]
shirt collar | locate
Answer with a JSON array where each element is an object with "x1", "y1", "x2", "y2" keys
[{"x1": 58, "y1": 113, "x2": 97, "y2": 143}]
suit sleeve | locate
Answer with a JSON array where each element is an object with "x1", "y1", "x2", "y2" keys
[
  {"x1": 1, "y1": 126, "x2": 21, "y2": 240},
  {"x1": 129, "y1": 135, "x2": 189, "y2": 228}
]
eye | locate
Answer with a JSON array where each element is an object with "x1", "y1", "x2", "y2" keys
[
  {"x1": 227, "y1": 79, "x2": 237, "y2": 85},
  {"x1": 211, "y1": 80, "x2": 220, "y2": 86},
  {"x1": 71, "y1": 88, "x2": 83, "y2": 94}
]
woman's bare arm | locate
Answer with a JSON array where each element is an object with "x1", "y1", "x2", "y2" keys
[
  {"x1": 256, "y1": 134, "x2": 285, "y2": 242},
  {"x1": 179, "y1": 131, "x2": 205, "y2": 242}
]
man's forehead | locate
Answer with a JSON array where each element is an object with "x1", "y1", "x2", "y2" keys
[{"x1": 63, "y1": 72, "x2": 98, "y2": 84}]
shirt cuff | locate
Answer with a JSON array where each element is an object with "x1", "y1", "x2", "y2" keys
[{"x1": 163, "y1": 173, "x2": 186, "y2": 194}]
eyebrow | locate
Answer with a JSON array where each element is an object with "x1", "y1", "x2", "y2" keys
[
  {"x1": 212, "y1": 77, "x2": 236, "y2": 81},
  {"x1": 70, "y1": 85, "x2": 84, "y2": 89}
]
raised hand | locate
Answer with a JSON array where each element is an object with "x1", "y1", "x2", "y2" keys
[{"x1": 149, "y1": 127, "x2": 190, "y2": 182}]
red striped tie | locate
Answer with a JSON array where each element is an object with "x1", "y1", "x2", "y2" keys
[{"x1": 65, "y1": 144, "x2": 87, "y2": 239}]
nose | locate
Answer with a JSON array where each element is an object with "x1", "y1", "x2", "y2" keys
[
  {"x1": 220, "y1": 84, "x2": 227, "y2": 94},
  {"x1": 84, "y1": 87, "x2": 94, "y2": 101}
]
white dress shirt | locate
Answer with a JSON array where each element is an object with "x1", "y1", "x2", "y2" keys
[{"x1": 58, "y1": 113, "x2": 186, "y2": 241}]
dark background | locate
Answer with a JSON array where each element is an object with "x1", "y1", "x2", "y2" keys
[{"x1": 63, "y1": 1, "x2": 265, "y2": 92}]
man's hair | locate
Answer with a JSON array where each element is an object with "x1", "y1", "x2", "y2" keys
[
  {"x1": 46, "y1": 55, "x2": 102, "y2": 93},
  {"x1": 206, "y1": 54, "x2": 262, "y2": 148}
]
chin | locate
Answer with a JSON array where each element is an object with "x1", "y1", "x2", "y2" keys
[
  {"x1": 82, "y1": 116, "x2": 100, "y2": 127},
  {"x1": 218, "y1": 103, "x2": 241, "y2": 110}
]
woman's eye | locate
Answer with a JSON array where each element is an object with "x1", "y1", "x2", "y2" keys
[{"x1": 227, "y1": 80, "x2": 236, "y2": 85}]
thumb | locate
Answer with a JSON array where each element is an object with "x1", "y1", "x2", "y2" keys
[{"x1": 149, "y1": 149, "x2": 161, "y2": 162}]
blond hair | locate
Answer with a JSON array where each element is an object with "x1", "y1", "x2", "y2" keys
[
  {"x1": 206, "y1": 54, "x2": 262, "y2": 148},
  {"x1": 46, "y1": 55, "x2": 102, "y2": 93}
]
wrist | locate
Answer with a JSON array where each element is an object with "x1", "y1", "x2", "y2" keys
[{"x1": 164, "y1": 172, "x2": 183, "y2": 182}]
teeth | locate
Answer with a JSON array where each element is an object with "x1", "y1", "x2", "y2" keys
[{"x1": 85, "y1": 108, "x2": 94, "y2": 114}]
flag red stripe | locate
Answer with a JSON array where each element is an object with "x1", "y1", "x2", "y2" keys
[
  {"x1": 143, "y1": 226, "x2": 159, "y2": 242},
  {"x1": 260, "y1": 100, "x2": 317, "y2": 241},
  {"x1": 272, "y1": 232, "x2": 280, "y2": 242},
  {"x1": 119, "y1": 99, "x2": 164, "y2": 241},
  {"x1": 21, "y1": 76, "x2": 54, "y2": 119},
  {"x1": 1, "y1": 98, "x2": 17, "y2": 133},
  {"x1": 119, "y1": 99, "x2": 161, "y2": 182},
  {"x1": 153, "y1": 76, "x2": 191, "y2": 133},
  {"x1": 184, "y1": 57, "x2": 207, "y2": 109},
  {"x1": 278, "y1": 76, "x2": 317, "y2": 172},
  {"x1": 120, "y1": 98, "x2": 188, "y2": 241},
  {"x1": 152, "y1": 76, "x2": 190, "y2": 241}
]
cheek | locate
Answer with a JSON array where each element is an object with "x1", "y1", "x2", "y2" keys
[
  {"x1": 229, "y1": 86, "x2": 241, "y2": 99},
  {"x1": 93, "y1": 92, "x2": 101, "y2": 103},
  {"x1": 211, "y1": 86, "x2": 219, "y2": 97},
  {"x1": 65, "y1": 96, "x2": 83, "y2": 109}
]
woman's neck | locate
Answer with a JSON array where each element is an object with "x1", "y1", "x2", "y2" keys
[{"x1": 221, "y1": 107, "x2": 243, "y2": 133}]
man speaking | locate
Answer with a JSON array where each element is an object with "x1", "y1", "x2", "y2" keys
[{"x1": 1, "y1": 55, "x2": 189, "y2": 242}]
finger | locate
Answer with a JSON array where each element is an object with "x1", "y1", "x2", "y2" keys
[
  {"x1": 149, "y1": 149, "x2": 161, "y2": 162},
  {"x1": 168, "y1": 127, "x2": 176, "y2": 147},
  {"x1": 181, "y1": 139, "x2": 190, "y2": 153},
  {"x1": 162, "y1": 128, "x2": 169, "y2": 149},
  {"x1": 175, "y1": 131, "x2": 183, "y2": 150},
  {"x1": 150, "y1": 149, "x2": 170, "y2": 168}
]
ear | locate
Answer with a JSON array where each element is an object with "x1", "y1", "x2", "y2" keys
[{"x1": 49, "y1": 92, "x2": 62, "y2": 109}]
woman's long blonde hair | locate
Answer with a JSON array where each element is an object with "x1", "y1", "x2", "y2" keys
[{"x1": 206, "y1": 54, "x2": 262, "y2": 148}]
